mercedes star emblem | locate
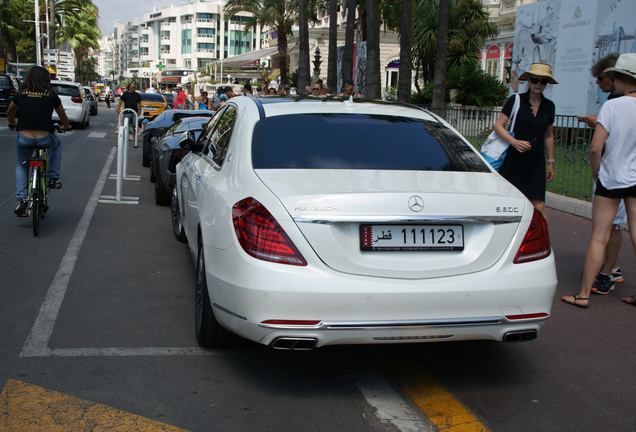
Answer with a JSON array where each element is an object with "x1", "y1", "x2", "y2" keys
[{"x1": 408, "y1": 195, "x2": 424, "y2": 212}]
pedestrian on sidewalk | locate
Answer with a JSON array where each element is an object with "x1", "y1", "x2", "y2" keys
[
  {"x1": 562, "y1": 53, "x2": 636, "y2": 309},
  {"x1": 577, "y1": 53, "x2": 626, "y2": 295}
]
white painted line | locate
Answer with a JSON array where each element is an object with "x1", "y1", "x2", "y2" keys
[
  {"x1": 48, "y1": 347, "x2": 221, "y2": 357},
  {"x1": 87, "y1": 132, "x2": 108, "y2": 139},
  {"x1": 356, "y1": 370, "x2": 434, "y2": 432},
  {"x1": 20, "y1": 147, "x2": 117, "y2": 358}
]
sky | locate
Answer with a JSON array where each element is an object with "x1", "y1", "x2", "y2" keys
[{"x1": 94, "y1": 0, "x2": 173, "y2": 36}]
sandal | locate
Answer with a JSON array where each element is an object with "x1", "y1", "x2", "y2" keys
[
  {"x1": 621, "y1": 295, "x2": 636, "y2": 307},
  {"x1": 561, "y1": 294, "x2": 589, "y2": 309}
]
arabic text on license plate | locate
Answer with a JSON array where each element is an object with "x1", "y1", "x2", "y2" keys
[{"x1": 360, "y1": 224, "x2": 464, "y2": 251}]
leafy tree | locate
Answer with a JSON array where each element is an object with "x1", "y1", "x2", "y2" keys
[{"x1": 224, "y1": 0, "x2": 297, "y2": 86}]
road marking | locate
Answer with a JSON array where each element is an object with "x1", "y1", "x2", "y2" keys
[
  {"x1": 20, "y1": 147, "x2": 116, "y2": 358},
  {"x1": 87, "y1": 131, "x2": 108, "y2": 139},
  {"x1": 356, "y1": 369, "x2": 434, "y2": 432},
  {"x1": 0, "y1": 379, "x2": 188, "y2": 432},
  {"x1": 381, "y1": 356, "x2": 491, "y2": 432}
]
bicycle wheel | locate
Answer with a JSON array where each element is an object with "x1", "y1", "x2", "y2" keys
[{"x1": 31, "y1": 167, "x2": 41, "y2": 236}]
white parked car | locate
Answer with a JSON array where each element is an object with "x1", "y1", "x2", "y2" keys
[
  {"x1": 172, "y1": 96, "x2": 557, "y2": 350},
  {"x1": 50, "y1": 80, "x2": 90, "y2": 129}
]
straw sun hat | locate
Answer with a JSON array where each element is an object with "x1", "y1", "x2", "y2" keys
[
  {"x1": 519, "y1": 63, "x2": 558, "y2": 84},
  {"x1": 604, "y1": 53, "x2": 636, "y2": 80}
]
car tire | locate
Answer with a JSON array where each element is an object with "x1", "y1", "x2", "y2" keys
[
  {"x1": 154, "y1": 160, "x2": 170, "y2": 206},
  {"x1": 195, "y1": 241, "x2": 238, "y2": 348},
  {"x1": 142, "y1": 137, "x2": 151, "y2": 167},
  {"x1": 149, "y1": 153, "x2": 156, "y2": 183},
  {"x1": 171, "y1": 187, "x2": 187, "y2": 243}
]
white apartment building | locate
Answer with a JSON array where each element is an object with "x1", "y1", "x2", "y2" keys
[{"x1": 98, "y1": 0, "x2": 536, "y2": 91}]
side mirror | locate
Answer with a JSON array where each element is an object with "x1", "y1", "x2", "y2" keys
[{"x1": 179, "y1": 130, "x2": 197, "y2": 151}]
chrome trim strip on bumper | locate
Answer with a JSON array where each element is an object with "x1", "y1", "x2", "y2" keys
[
  {"x1": 293, "y1": 215, "x2": 523, "y2": 225},
  {"x1": 259, "y1": 317, "x2": 506, "y2": 330}
]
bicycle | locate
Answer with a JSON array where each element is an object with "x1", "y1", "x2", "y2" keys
[{"x1": 24, "y1": 124, "x2": 69, "y2": 236}]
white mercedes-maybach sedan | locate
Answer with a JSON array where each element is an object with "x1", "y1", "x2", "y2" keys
[{"x1": 172, "y1": 96, "x2": 557, "y2": 350}]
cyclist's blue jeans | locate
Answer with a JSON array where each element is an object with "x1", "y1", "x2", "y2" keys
[{"x1": 15, "y1": 133, "x2": 61, "y2": 200}]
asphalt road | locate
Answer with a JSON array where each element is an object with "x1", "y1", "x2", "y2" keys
[{"x1": 0, "y1": 105, "x2": 635, "y2": 432}]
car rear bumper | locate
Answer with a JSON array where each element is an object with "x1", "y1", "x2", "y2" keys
[{"x1": 202, "y1": 244, "x2": 557, "y2": 348}]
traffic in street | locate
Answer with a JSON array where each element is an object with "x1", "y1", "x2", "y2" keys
[{"x1": 0, "y1": 106, "x2": 635, "y2": 432}]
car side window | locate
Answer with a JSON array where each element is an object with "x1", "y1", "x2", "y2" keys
[
  {"x1": 198, "y1": 107, "x2": 227, "y2": 154},
  {"x1": 206, "y1": 106, "x2": 237, "y2": 166}
]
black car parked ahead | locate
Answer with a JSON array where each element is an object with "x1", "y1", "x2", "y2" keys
[{"x1": 0, "y1": 73, "x2": 20, "y2": 115}]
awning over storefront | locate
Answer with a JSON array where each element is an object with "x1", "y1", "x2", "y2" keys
[
  {"x1": 215, "y1": 46, "x2": 280, "y2": 68},
  {"x1": 486, "y1": 44, "x2": 500, "y2": 60}
]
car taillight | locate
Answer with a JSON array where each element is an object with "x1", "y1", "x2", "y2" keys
[
  {"x1": 10, "y1": 88, "x2": 17, "y2": 96},
  {"x1": 513, "y1": 209, "x2": 551, "y2": 264},
  {"x1": 232, "y1": 197, "x2": 307, "y2": 266},
  {"x1": 71, "y1": 96, "x2": 83, "y2": 103},
  {"x1": 169, "y1": 149, "x2": 189, "y2": 172}
]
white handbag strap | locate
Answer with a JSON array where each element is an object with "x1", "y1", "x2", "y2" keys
[{"x1": 508, "y1": 93, "x2": 520, "y2": 133}]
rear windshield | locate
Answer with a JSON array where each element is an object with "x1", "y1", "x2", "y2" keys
[
  {"x1": 141, "y1": 93, "x2": 165, "y2": 102},
  {"x1": 0, "y1": 76, "x2": 11, "y2": 87},
  {"x1": 51, "y1": 84, "x2": 80, "y2": 97},
  {"x1": 252, "y1": 114, "x2": 489, "y2": 172}
]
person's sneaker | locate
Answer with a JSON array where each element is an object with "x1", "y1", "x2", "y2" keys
[
  {"x1": 14, "y1": 199, "x2": 28, "y2": 217},
  {"x1": 592, "y1": 272, "x2": 615, "y2": 295},
  {"x1": 611, "y1": 268, "x2": 624, "y2": 283},
  {"x1": 48, "y1": 178, "x2": 62, "y2": 189}
]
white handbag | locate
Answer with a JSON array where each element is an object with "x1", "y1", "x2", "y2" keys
[{"x1": 480, "y1": 93, "x2": 520, "y2": 170}]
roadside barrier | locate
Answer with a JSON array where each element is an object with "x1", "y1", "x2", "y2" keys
[{"x1": 99, "y1": 112, "x2": 140, "y2": 205}]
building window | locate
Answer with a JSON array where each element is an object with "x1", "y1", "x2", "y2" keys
[{"x1": 182, "y1": 29, "x2": 192, "y2": 54}]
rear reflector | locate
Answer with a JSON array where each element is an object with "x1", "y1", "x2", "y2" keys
[
  {"x1": 513, "y1": 209, "x2": 551, "y2": 264},
  {"x1": 233, "y1": 197, "x2": 307, "y2": 266},
  {"x1": 29, "y1": 160, "x2": 44, "y2": 167},
  {"x1": 261, "y1": 320, "x2": 321, "y2": 327},
  {"x1": 505, "y1": 313, "x2": 548, "y2": 321}
]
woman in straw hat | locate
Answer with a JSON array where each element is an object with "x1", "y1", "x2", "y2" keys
[
  {"x1": 562, "y1": 53, "x2": 636, "y2": 308},
  {"x1": 493, "y1": 62, "x2": 557, "y2": 214}
]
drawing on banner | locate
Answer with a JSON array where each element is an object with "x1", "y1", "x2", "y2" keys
[{"x1": 511, "y1": 1, "x2": 560, "y2": 92}]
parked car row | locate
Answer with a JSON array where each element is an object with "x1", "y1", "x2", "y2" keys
[{"x1": 141, "y1": 95, "x2": 558, "y2": 352}]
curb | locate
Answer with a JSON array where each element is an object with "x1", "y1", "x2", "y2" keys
[{"x1": 546, "y1": 192, "x2": 591, "y2": 220}]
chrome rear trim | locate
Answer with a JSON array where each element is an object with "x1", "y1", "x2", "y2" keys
[
  {"x1": 259, "y1": 317, "x2": 505, "y2": 330},
  {"x1": 293, "y1": 215, "x2": 522, "y2": 225}
]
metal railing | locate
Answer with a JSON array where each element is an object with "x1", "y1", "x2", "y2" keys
[{"x1": 425, "y1": 105, "x2": 595, "y2": 202}]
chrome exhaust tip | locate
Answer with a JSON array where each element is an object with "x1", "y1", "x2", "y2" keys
[
  {"x1": 503, "y1": 330, "x2": 538, "y2": 342},
  {"x1": 270, "y1": 337, "x2": 318, "y2": 350}
]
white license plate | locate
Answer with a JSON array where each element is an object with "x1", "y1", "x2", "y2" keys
[
  {"x1": 360, "y1": 224, "x2": 464, "y2": 251},
  {"x1": 145, "y1": 107, "x2": 157, "y2": 111}
]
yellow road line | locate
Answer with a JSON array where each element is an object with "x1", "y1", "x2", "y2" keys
[
  {"x1": 0, "y1": 379, "x2": 189, "y2": 432},
  {"x1": 381, "y1": 356, "x2": 491, "y2": 432}
]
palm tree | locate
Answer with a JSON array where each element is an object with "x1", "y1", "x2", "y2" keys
[
  {"x1": 397, "y1": 0, "x2": 412, "y2": 102},
  {"x1": 412, "y1": 0, "x2": 497, "y2": 83},
  {"x1": 431, "y1": 0, "x2": 449, "y2": 111},
  {"x1": 297, "y1": 0, "x2": 310, "y2": 92},
  {"x1": 342, "y1": 0, "x2": 356, "y2": 87},
  {"x1": 327, "y1": 0, "x2": 338, "y2": 92},
  {"x1": 224, "y1": 0, "x2": 297, "y2": 86},
  {"x1": 56, "y1": 5, "x2": 100, "y2": 83},
  {"x1": 365, "y1": 0, "x2": 380, "y2": 99},
  {"x1": 0, "y1": 0, "x2": 32, "y2": 62}
]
